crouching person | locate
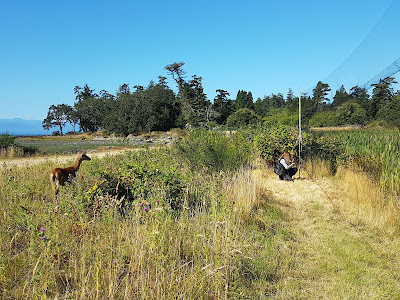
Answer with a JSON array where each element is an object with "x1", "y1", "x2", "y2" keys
[{"x1": 274, "y1": 151, "x2": 298, "y2": 181}]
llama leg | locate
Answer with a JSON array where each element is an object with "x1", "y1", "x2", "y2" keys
[{"x1": 50, "y1": 173, "x2": 60, "y2": 196}]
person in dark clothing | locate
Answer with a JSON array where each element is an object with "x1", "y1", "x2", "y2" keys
[{"x1": 274, "y1": 151, "x2": 298, "y2": 181}]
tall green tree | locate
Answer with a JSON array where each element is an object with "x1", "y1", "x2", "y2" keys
[
  {"x1": 165, "y1": 62, "x2": 210, "y2": 127},
  {"x1": 254, "y1": 93, "x2": 286, "y2": 117},
  {"x1": 235, "y1": 90, "x2": 254, "y2": 111},
  {"x1": 102, "y1": 81, "x2": 178, "y2": 135},
  {"x1": 270, "y1": 93, "x2": 285, "y2": 108},
  {"x1": 74, "y1": 84, "x2": 105, "y2": 132},
  {"x1": 312, "y1": 81, "x2": 331, "y2": 110},
  {"x1": 286, "y1": 88, "x2": 295, "y2": 108},
  {"x1": 331, "y1": 85, "x2": 349, "y2": 108},
  {"x1": 213, "y1": 89, "x2": 234, "y2": 124},
  {"x1": 376, "y1": 95, "x2": 400, "y2": 127},
  {"x1": 370, "y1": 77, "x2": 397, "y2": 118},
  {"x1": 42, "y1": 104, "x2": 74, "y2": 135},
  {"x1": 349, "y1": 86, "x2": 370, "y2": 116},
  {"x1": 165, "y1": 62, "x2": 186, "y2": 89}
]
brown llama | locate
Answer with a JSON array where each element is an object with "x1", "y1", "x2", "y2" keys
[{"x1": 49, "y1": 152, "x2": 91, "y2": 195}]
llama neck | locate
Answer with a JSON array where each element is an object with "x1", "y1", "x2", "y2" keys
[{"x1": 72, "y1": 156, "x2": 82, "y2": 172}]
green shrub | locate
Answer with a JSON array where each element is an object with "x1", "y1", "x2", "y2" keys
[
  {"x1": 263, "y1": 108, "x2": 299, "y2": 127},
  {"x1": 0, "y1": 134, "x2": 16, "y2": 148},
  {"x1": 226, "y1": 108, "x2": 259, "y2": 128},
  {"x1": 308, "y1": 110, "x2": 338, "y2": 127},
  {"x1": 84, "y1": 157, "x2": 186, "y2": 214},
  {"x1": 253, "y1": 125, "x2": 309, "y2": 164},
  {"x1": 335, "y1": 102, "x2": 367, "y2": 125}
]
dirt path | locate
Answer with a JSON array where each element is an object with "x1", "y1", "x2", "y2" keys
[
  {"x1": 0, "y1": 147, "x2": 141, "y2": 168},
  {"x1": 253, "y1": 168, "x2": 400, "y2": 299}
]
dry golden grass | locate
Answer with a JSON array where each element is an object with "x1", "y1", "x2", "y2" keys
[
  {"x1": 252, "y1": 163, "x2": 400, "y2": 299},
  {"x1": 335, "y1": 167, "x2": 400, "y2": 230},
  {"x1": 0, "y1": 146, "x2": 24, "y2": 158}
]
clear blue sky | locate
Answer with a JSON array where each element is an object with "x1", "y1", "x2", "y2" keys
[{"x1": 0, "y1": 0, "x2": 397, "y2": 120}]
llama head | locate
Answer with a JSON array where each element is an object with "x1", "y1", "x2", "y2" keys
[{"x1": 79, "y1": 152, "x2": 91, "y2": 161}]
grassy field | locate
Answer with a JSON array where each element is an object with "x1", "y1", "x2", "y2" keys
[
  {"x1": 15, "y1": 138, "x2": 129, "y2": 154},
  {"x1": 1, "y1": 129, "x2": 400, "y2": 298}
]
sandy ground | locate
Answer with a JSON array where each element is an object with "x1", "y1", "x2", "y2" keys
[{"x1": 0, "y1": 147, "x2": 141, "y2": 168}]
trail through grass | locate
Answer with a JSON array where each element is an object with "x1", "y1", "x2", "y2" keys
[{"x1": 254, "y1": 168, "x2": 400, "y2": 298}]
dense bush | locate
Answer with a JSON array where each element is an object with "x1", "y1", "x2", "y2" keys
[
  {"x1": 376, "y1": 97, "x2": 400, "y2": 128},
  {"x1": 253, "y1": 125, "x2": 308, "y2": 164},
  {"x1": 335, "y1": 102, "x2": 367, "y2": 125},
  {"x1": 262, "y1": 108, "x2": 299, "y2": 127},
  {"x1": 226, "y1": 108, "x2": 259, "y2": 128},
  {"x1": 0, "y1": 134, "x2": 16, "y2": 148},
  {"x1": 83, "y1": 151, "x2": 186, "y2": 214},
  {"x1": 308, "y1": 110, "x2": 338, "y2": 127}
]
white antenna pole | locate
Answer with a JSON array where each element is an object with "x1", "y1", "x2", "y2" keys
[{"x1": 298, "y1": 87, "x2": 302, "y2": 178}]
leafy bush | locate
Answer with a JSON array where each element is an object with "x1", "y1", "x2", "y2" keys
[
  {"x1": 262, "y1": 108, "x2": 299, "y2": 127},
  {"x1": 0, "y1": 134, "x2": 16, "y2": 148},
  {"x1": 253, "y1": 124, "x2": 345, "y2": 174},
  {"x1": 335, "y1": 102, "x2": 367, "y2": 125},
  {"x1": 85, "y1": 159, "x2": 185, "y2": 214},
  {"x1": 226, "y1": 108, "x2": 259, "y2": 128},
  {"x1": 376, "y1": 97, "x2": 400, "y2": 128},
  {"x1": 308, "y1": 110, "x2": 338, "y2": 127},
  {"x1": 253, "y1": 125, "x2": 308, "y2": 164}
]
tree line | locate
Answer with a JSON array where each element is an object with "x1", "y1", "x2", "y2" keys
[{"x1": 42, "y1": 62, "x2": 400, "y2": 135}]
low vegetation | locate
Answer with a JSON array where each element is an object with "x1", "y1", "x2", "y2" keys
[
  {"x1": 0, "y1": 133, "x2": 38, "y2": 158},
  {"x1": 0, "y1": 130, "x2": 286, "y2": 298},
  {"x1": 2, "y1": 127, "x2": 400, "y2": 298}
]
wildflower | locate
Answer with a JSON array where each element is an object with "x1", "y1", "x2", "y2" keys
[
  {"x1": 40, "y1": 236, "x2": 45, "y2": 240},
  {"x1": 157, "y1": 200, "x2": 160, "y2": 203},
  {"x1": 112, "y1": 260, "x2": 116, "y2": 264},
  {"x1": 144, "y1": 207, "x2": 148, "y2": 211},
  {"x1": 39, "y1": 228, "x2": 46, "y2": 232}
]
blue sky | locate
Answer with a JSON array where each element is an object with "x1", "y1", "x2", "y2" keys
[{"x1": 0, "y1": 0, "x2": 397, "y2": 120}]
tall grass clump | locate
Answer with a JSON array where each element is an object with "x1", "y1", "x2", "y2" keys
[
  {"x1": 310, "y1": 128, "x2": 400, "y2": 228},
  {"x1": 173, "y1": 129, "x2": 252, "y2": 172},
  {"x1": 317, "y1": 129, "x2": 400, "y2": 201}
]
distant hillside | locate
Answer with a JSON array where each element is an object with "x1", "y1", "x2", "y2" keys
[{"x1": 0, "y1": 118, "x2": 49, "y2": 135}]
